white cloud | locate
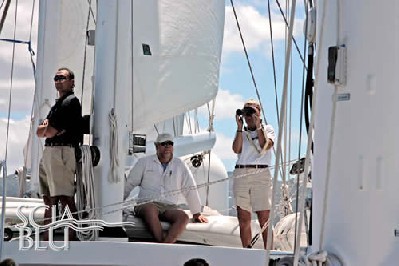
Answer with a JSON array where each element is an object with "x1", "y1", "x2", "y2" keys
[
  {"x1": 198, "y1": 89, "x2": 245, "y2": 120},
  {"x1": 0, "y1": 79, "x2": 35, "y2": 113},
  {"x1": 0, "y1": 117, "x2": 31, "y2": 174},
  {"x1": 213, "y1": 132, "x2": 236, "y2": 161},
  {"x1": 223, "y1": 4, "x2": 304, "y2": 57}
]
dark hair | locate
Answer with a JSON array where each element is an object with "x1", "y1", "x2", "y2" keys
[
  {"x1": 0, "y1": 258, "x2": 16, "y2": 266},
  {"x1": 58, "y1": 67, "x2": 75, "y2": 80},
  {"x1": 184, "y1": 258, "x2": 209, "y2": 266}
]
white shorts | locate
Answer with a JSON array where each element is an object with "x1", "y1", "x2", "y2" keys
[{"x1": 233, "y1": 168, "x2": 272, "y2": 212}]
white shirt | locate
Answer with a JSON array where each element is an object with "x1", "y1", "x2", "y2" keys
[
  {"x1": 124, "y1": 154, "x2": 202, "y2": 214},
  {"x1": 236, "y1": 124, "x2": 275, "y2": 166}
]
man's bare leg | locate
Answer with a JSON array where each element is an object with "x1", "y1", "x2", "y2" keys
[
  {"x1": 42, "y1": 195, "x2": 52, "y2": 241},
  {"x1": 137, "y1": 203, "x2": 164, "y2": 242},
  {"x1": 256, "y1": 209, "x2": 270, "y2": 249},
  {"x1": 161, "y1": 209, "x2": 189, "y2": 243},
  {"x1": 59, "y1": 195, "x2": 78, "y2": 240},
  {"x1": 237, "y1": 206, "x2": 252, "y2": 247}
]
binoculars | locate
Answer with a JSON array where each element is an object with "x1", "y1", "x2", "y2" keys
[{"x1": 236, "y1": 106, "x2": 256, "y2": 116}]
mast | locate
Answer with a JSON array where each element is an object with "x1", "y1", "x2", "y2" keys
[
  {"x1": 312, "y1": 0, "x2": 399, "y2": 264},
  {"x1": 92, "y1": 0, "x2": 131, "y2": 222}
]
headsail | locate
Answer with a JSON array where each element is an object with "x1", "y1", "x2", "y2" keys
[{"x1": 130, "y1": 0, "x2": 225, "y2": 131}]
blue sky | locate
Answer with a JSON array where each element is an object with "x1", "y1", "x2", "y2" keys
[{"x1": 0, "y1": 0, "x2": 308, "y2": 174}]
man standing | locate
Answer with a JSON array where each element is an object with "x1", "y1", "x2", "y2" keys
[
  {"x1": 36, "y1": 67, "x2": 82, "y2": 240},
  {"x1": 124, "y1": 133, "x2": 208, "y2": 243},
  {"x1": 232, "y1": 99, "x2": 275, "y2": 249}
]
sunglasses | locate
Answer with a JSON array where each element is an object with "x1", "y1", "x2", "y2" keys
[
  {"x1": 159, "y1": 141, "x2": 174, "y2": 147},
  {"x1": 54, "y1": 75, "x2": 69, "y2": 82}
]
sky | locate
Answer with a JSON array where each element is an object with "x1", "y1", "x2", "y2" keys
[{"x1": 0, "y1": 0, "x2": 308, "y2": 174}]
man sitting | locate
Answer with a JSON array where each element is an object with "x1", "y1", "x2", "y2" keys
[{"x1": 124, "y1": 133, "x2": 208, "y2": 243}]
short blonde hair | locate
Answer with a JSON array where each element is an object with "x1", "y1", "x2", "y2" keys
[{"x1": 244, "y1": 99, "x2": 261, "y2": 110}]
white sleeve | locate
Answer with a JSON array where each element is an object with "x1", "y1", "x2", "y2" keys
[
  {"x1": 265, "y1": 124, "x2": 275, "y2": 143},
  {"x1": 123, "y1": 158, "x2": 145, "y2": 200},
  {"x1": 180, "y1": 161, "x2": 202, "y2": 214}
]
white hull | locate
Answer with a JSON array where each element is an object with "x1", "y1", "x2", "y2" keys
[{"x1": 3, "y1": 241, "x2": 267, "y2": 266}]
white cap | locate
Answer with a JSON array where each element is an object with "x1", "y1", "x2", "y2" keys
[{"x1": 155, "y1": 133, "x2": 174, "y2": 143}]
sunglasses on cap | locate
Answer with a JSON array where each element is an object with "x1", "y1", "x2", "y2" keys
[
  {"x1": 54, "y1": 75, "x2": 69, "y2": 82},
  {"x1": 159, "y1": 141, "x2": 174, "y2": 147}
]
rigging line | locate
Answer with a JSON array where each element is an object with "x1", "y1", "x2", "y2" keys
[
  {"x1": 86, "y1": 0, "x2": 96, "y2": 25},
  {"x1": 293, "y1": 0, "x2": 311, "y2": 251},
  {"x1": 267, "y1": 0, "x2": 280, "y2": 126},
  {"x1": 0, "y1": 0, "x2": 10, "y2": 35},
  {"x1": 266, "y1": 0, "x2": 297, "y2": 255},
  {"x1": 230, "y1": 0, "x2": 287, "y2": 181},
  {"x1": 294, "y1": 0, "x2": 312, "y2": 254},
  {"x1": 208, "y1": 99, "x2": 216, "y2": 132},
  {"x1": 0, "y1": 162, "x2": 6, "y2": 257},
  {"x1": 28, "y1": 0, "x2": 36, "y2": 75},
  {"x1": 0, "y1": 38, "x2": 36, "y2": 74},
  {"x1": 229, "y1": 0, "x2": 266, "y2": 124},
  {"x1": 0, "y1": 0, "x2": 18, "y2": 258},
  {"x1": 20, "y1": 165, "x2": 295, "y2": 228},
  {"x1": 0, "y1": 38, "x2": 29, "y2": 44},
  {"x1": 0, "y1": 0, "x2": 6, "y2": 11},
  {"x1": 274, "y1": 0, "x2": 306, "y2": 68}
]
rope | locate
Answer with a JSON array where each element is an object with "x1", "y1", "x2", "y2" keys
[
  {"x1": 230, "y1": 0, "x2": 286, "y2": 182},
  {"x1": 247, "y1": 219, "x2": 270, "y2": 248},
  {"x1": 293, "y1": 0, "x2": 326, "y2": 261},
  {"x1": 274, "y1": 0, "x2": 306, "y2": 67},
  {"x1": 0, "y1": 161, "x2": 7, "y2": 259},
  {"x1": 229, "y1": 0, "x2": 265, "y2": 123},
  {"x1": 12, "y1": 166, "x2": 298, "y2": 242},
  {"x1": 86, "y1": 0, "x2": 96, "y2": 24},
  {"x1": 27, "y1": 0, "x2": 36, "y2": 75},
  {"x1": 267, "y1": 0, "x2": 280, "y2": 125},
  {"x1": 109, "y1": 109, "x2": 120, "y2": 182},
  {"x1": 267, "y1": 0, "x2": 297, "y2": 258},
  {"x1": 307, "y1": 250, "x2": 327, "y2": 266},
  {"x1": 0, "y1": 0, "x2": 6, "y2": 11},
  {"x1": 278, "y1": 183, "x2": 293, "y2": 219},
  {"x1": 0, "y1": 11, "x2": 18, "y2": 257},
  {"x1": 292, "y1": 0, "x2": 311, "y2": 255},
  {"x1": 75, "y1": 145, "x2": 98, "y2": 241},
  {"x1": 0, "y1": 0, "x2": 10, "y2": 35}
]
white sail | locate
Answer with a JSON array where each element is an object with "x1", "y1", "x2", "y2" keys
[{"x1": 130, "y1": 0, "x2": 225, "y2": 131}]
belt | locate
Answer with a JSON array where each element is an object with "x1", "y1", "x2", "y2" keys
[
  {"x1": 45, "y1": 143, "x2": 75, "y2": 147},
  {"x1": 235, "y1": 164, "x2": 268, "y2": 169}
]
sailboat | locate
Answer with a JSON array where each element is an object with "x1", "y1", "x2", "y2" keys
[{"x1": 8, "y1": 0, "x2": 397, "y2": 264}]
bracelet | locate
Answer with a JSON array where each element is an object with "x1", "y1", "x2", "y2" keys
[{"x1": 237, "y1": 130, "x2": 243, "y2": 132}]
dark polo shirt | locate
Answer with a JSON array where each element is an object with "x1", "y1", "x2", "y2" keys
[{"x1": 45, "y1": 91, "x2": 82, "y2": 146}]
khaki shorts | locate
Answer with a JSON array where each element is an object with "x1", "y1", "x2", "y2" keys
[
  {"x1": 233, "y1": 168, "x2": 272, "y2": 212},
  {"x1": 39, "y1": 146, "x2": 76, "y2": 197},
  {"x1": 134, "y1": 202, "x2": 179, "y2": 217}
]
